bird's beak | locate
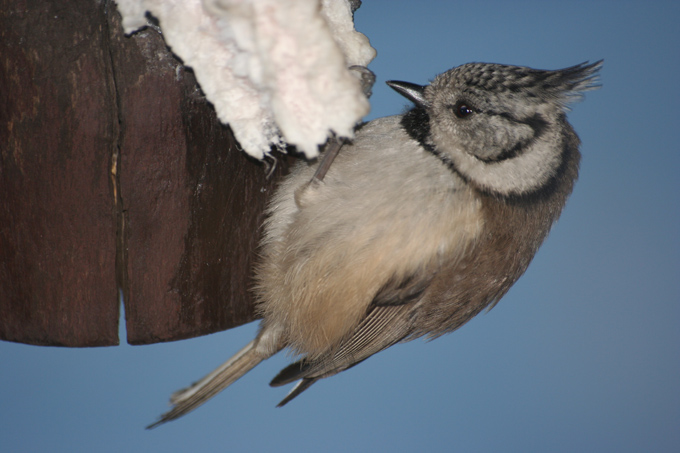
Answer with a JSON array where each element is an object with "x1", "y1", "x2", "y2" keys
[{"x1": 386, "y1": 81, "x2": 429, "y2": 108}]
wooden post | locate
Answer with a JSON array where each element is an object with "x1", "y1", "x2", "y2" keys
[{"x1": 0, "y1": 0, "x2": 286, "y2": 346}]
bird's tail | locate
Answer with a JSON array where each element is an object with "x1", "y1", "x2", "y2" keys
[{"x1": 147, "y1": 339, "x2": 267, "y2": 429}]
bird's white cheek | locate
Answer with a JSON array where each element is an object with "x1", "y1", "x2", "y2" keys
[
  {"x1": 465, "y1": 117, "x2": 533, "y2": 161},
  {"x1": 452, "y1": 130, "x2": 563, "y2": 196}
]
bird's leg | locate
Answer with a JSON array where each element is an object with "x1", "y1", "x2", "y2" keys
[
  {"x1": 312, "y1": 136, "x2": 343, "y2": 182},
  {"x1": 297, "y1": 139, "x2": 341, "y2": 207},
  {"x1": 311, "y1": 65, "x2": 375, "y2": 183}
]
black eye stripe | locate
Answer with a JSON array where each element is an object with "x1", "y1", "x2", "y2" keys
[
  {"x1": 476, "y1": 112, "x2": 550, "y2": 163},
  {"x1": 492, "y1": 112, "x2": 549, "y2": 138}
]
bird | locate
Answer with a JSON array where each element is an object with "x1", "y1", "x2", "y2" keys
[{"x1": 147, "y1": 60, "x2": 602, "y2": 428}]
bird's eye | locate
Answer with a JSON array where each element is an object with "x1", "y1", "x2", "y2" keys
[{"x1": 453, "y1": 101, "x2": 474, "y2": 119}]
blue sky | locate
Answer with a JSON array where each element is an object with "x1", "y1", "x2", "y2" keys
[{"x1": 2, "y1": 1, "x2": 679, "y2": 451}]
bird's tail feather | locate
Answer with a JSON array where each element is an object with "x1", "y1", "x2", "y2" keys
[{"x1": 147, "y1": 339, "x2": 264, "y2": 429}]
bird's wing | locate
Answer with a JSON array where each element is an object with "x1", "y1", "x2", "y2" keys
[
  {"x1": 270, "y1": 303, "x2": 414, "y2": 406},
  {"x1": 269, "y1": 268, "x2": 436, "y2": 406}
]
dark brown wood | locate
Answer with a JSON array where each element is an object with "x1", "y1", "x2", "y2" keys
[
  {"x1": 106, "y1": 11, "x2": 285, "y2": 344},
  {"x1": 0, "y1": 0, "x2": 287, "y2": 346},
  {"x1": 0, "y1": 0, "x2": 120, "y2": 346}
]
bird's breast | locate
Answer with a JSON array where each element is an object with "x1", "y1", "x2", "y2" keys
[{"x1": 256, "y1": 116, "x2": 485, "y2": 357}]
